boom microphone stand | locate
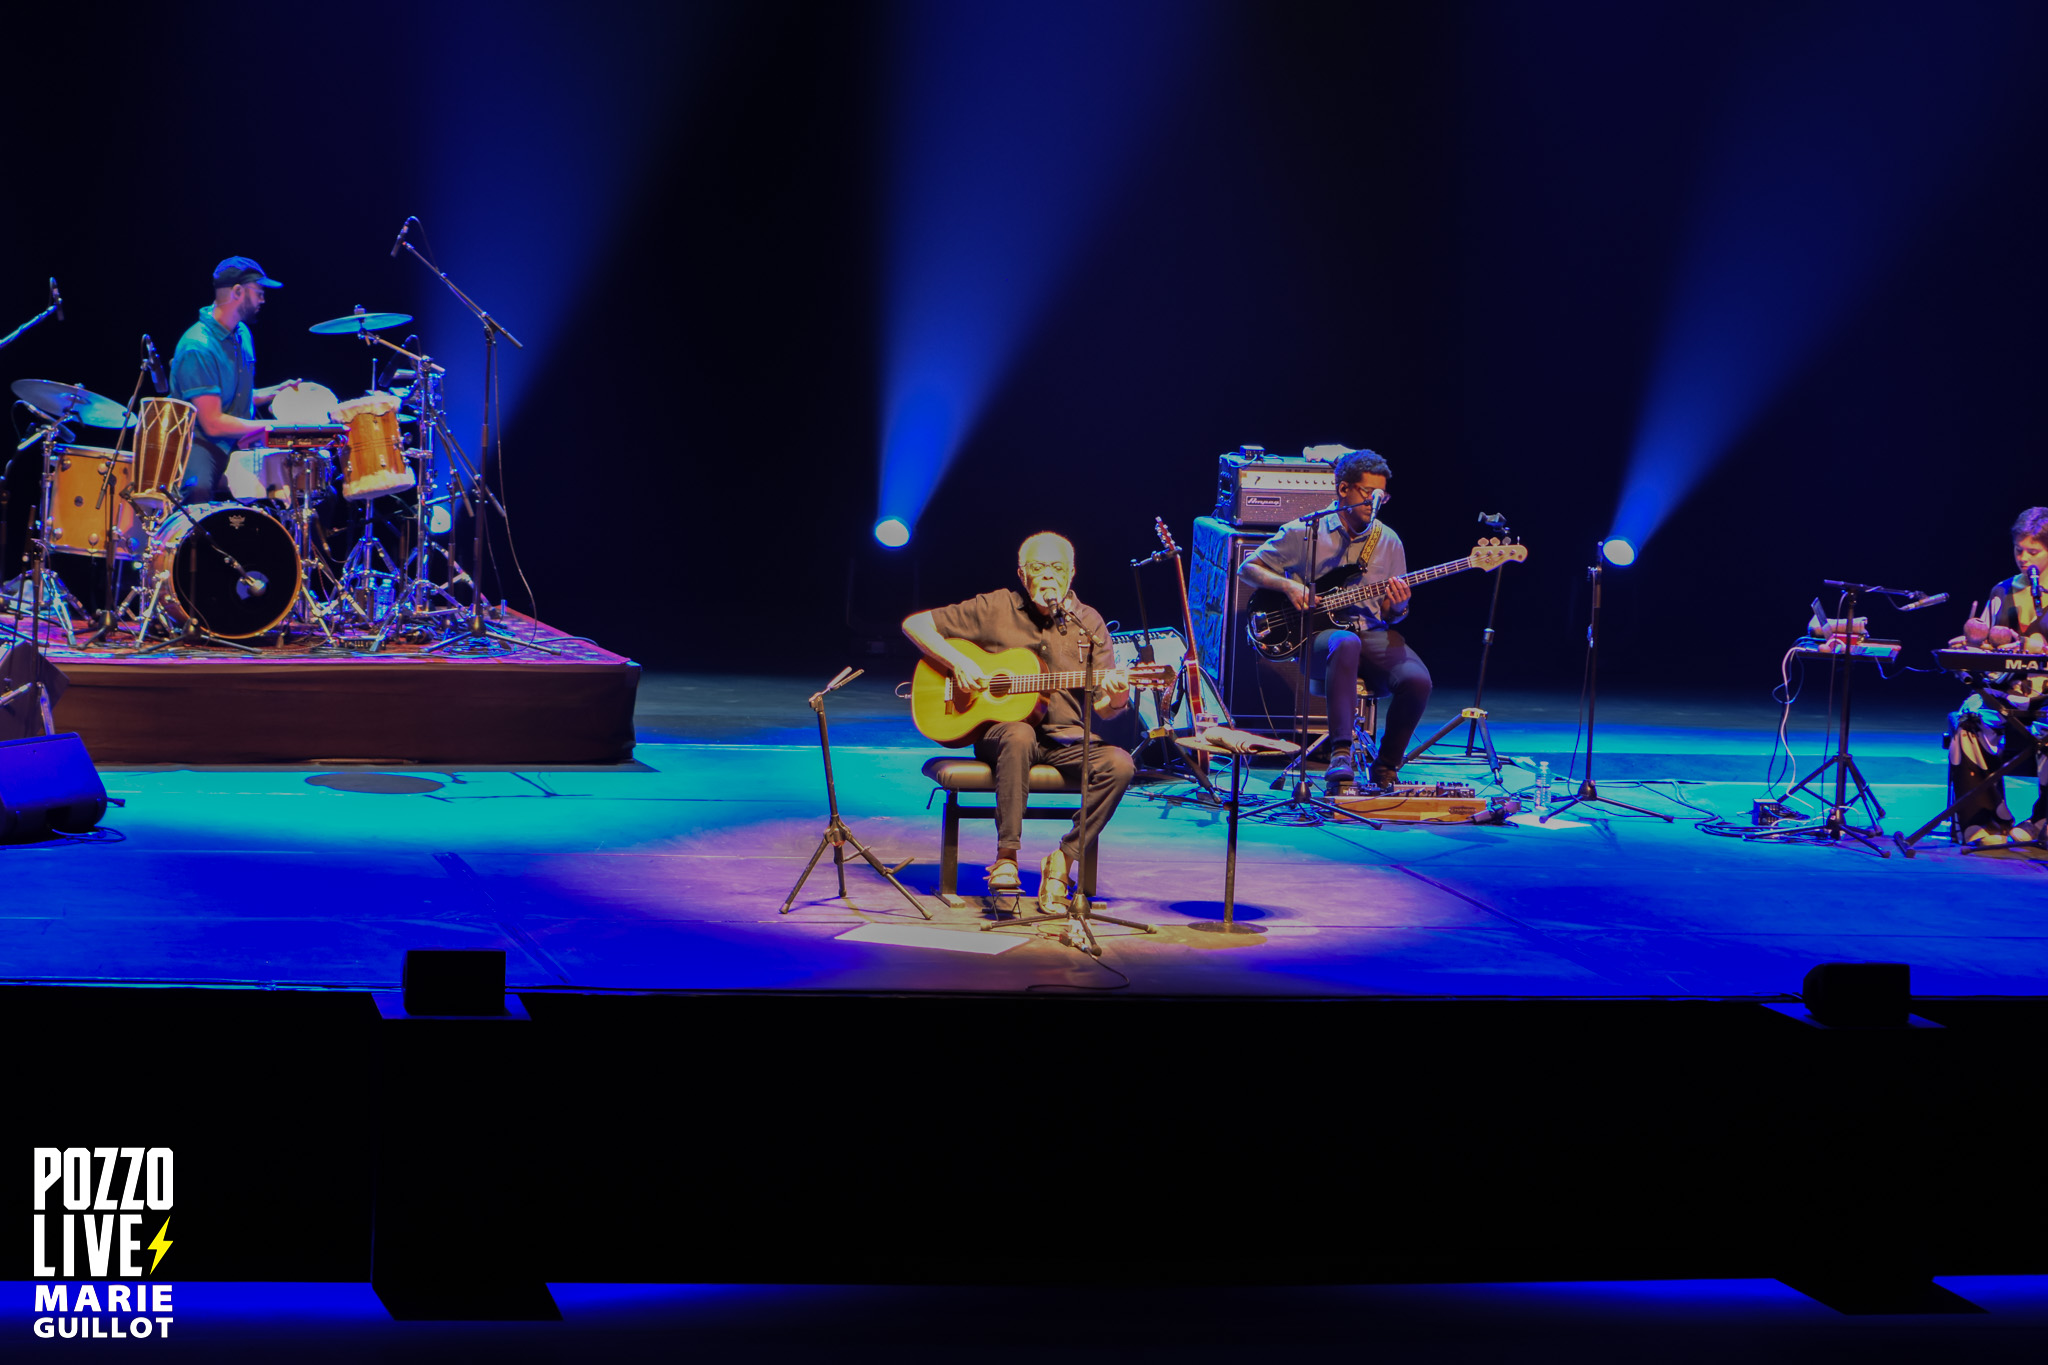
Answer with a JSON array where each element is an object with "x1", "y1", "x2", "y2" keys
[
  {"x1": 391, "y1": 221, "x2": 527, "y2": 653},
  {"x1": 1542, "y1": 549, "x2": 1672, "y2": 824}
]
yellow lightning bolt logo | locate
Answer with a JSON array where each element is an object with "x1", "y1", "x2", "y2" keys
[{"x1": 147, "y1": 1218, "x2": 173, "y2": 1274}]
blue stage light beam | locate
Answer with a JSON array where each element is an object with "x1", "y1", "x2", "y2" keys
[
  {"x1": 876, "y1": 0, "x2": 1214, "y2": 538},
  {"x1": 416, "y1": 4, "x2": 722, "y2": 470},
  {"x1": 1611, "y1": 2, "x2": 2040, "y2": 554}
]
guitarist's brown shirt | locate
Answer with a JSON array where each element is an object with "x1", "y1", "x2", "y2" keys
[{"x1": 927, "y1": 588, "x2": 1113, "y2": 742}]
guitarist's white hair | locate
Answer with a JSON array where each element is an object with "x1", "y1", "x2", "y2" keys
[{"x1": 1017, "y1": 531, "x2": 1075, "y2": 567}]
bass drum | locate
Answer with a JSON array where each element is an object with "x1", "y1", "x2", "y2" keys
[{"x1": 149, "y1": 502, "x2": 301, "y2": 640}]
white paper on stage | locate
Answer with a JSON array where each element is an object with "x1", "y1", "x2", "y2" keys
[
  {"x1": 838, "y1": 923, "x2": 1024, "y2": 955},
  {"x1": 1507, "y1": 812, "x2": 1588, "y2": 830}
]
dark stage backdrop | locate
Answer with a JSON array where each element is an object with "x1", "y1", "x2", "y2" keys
[{"x1": 6, "y1": 2, "x2": 2047, "y2": 702}]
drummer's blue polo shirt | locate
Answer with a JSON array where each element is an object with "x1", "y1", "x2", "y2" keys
[{"x1": 170, "y1": 306, "x2": 255, "y2": 458}]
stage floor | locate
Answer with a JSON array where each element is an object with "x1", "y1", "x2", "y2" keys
[{"x1": 3, "y1": 675, "x2": 2043, "y2": 998}]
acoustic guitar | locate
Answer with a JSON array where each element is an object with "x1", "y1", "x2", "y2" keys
[
  {"x1": 1245, "y1": 538, "x2": 1528, "y2": 660},
  {"x1": 910, "y1": 639, "x2": 1177, "y2": 747}
]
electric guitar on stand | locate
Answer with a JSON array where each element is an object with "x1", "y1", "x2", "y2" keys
[{"x1": 909, "y1": 641, "x2": 1176, "y2": 747}]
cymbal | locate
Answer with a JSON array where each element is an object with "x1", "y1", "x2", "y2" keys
[
  {"x1": 9, "y1": 378, "x2": 134, "y2": 429},
  {"x1": 308, "y1": 311, "x2": 413, "y2": 336}
]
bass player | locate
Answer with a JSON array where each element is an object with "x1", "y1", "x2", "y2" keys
[
  {"x1": 902, "y1": 531, "x2": 1136, "y2": 906},
  {"x1": 1237, "y1": 449, "x2": 1433, "y2": 793}
]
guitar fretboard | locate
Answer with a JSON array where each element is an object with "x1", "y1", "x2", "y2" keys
[
  {"x1": 1314, "y1": 557, "x2": 1475, "y2": 613},
  {"x1": 944, "y1": 666, "x2": 1166, "y2": 700}
]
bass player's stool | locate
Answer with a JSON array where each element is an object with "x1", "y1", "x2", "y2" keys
[{"x1": 922, "y1": 756, "x2": 1100, "y2": 907}]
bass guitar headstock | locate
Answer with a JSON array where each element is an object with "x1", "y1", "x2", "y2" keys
[
  {"x1": 1467, "y1": 538, "x2": 1529, "y2": 572},
  {"x1": 1153, "y1": 516, "x2": 1181, "y2": 558}
]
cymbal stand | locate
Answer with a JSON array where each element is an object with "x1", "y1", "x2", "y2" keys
[
  {"x1": 778, "y1": 667, "x2": 929, "y2": 918},
  {"x1": 1, "y1": 420, "x2": 82, "y2": 650},
  {"x1": 83, "y1": 358, "x2": 152, "y2": 646}
]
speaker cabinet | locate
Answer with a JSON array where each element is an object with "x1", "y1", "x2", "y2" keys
[
  {"x1": 1188, "y1": 515, "x2": 1327, "y2": 737},
  {"x1": 0, "y1": 732, "x2": 107, "y2": 841}
]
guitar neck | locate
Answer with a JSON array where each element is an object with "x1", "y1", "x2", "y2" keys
[{"x1": 1322, "y1": 557, "x2": 1472, "y2": 611}]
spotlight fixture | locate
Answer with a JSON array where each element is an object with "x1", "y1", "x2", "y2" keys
[
  {"x1": 873, "y1": 518, "x2": 911, "y2": 550},
  {"x1": 1599, "y1": 537, "x2": 1637, "y2": 568}
]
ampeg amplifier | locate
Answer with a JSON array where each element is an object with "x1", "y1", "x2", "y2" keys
[
  {"x1": 1187, "y1": 515, "x2": 1327, "y2": 738},
  {"x1": 1215, "y1": 445, "x2": 1338, "y2": 528}
]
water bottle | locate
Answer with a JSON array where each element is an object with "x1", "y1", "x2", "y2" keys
[{"x1": 1535, "y1": 761, "x2": 1551, "y2": 814}]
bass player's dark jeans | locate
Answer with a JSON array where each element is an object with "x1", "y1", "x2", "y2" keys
[{"x1": 1313, "y1": 627, "x2": 1432, "y2": 766}]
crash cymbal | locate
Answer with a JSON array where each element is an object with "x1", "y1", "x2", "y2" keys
[
  {"x1": 10, "y1": 378, "x2": 134, "y2": 429},
  {"x1": 308, "y1": 310, "x2": 413, "y2": 336}
]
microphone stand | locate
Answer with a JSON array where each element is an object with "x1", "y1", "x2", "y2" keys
[
  {"x1": 0, "y1": 288, "x2": 62, "y2": 353},
  {"x1": 980, "y1": 610, "x2": 1155, "y2": 956},
  {"x1": 393, "y1": 232, "x2": 527, "y2": 653},
  {"x1": 1541, "y1": 551, "x2": 1672, "y2": 825}
]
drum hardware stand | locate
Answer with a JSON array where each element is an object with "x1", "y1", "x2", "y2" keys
[
  {"x1": 778, "y1": 666, "x2": 929, "y2": 919},
  {"x1": 1542, "y1": 553, "x2": 1673, "y2": 826},
  {"x1": 81, "y1": 359, "x2": 153, "y2": 648},
  {"x1": 979, "y1": 634, "x2": 1155, "y2": 956}
]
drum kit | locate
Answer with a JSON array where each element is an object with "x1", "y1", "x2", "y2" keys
[{"x1": 1, "y1": 306, "x2": 502, "y2": 655}]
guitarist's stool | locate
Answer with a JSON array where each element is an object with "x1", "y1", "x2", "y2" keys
[{"x1": 921, "y1": 757, "x2": 1100, "y2": 907}]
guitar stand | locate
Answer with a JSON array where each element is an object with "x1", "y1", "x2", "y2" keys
[{"x1": 779, "y1": 667, "x2": 929, "y2": 918}]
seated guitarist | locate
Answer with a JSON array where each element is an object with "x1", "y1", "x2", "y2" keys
[
  {"x1": 902, "y1": 532, "x2": 1137, "y2": 906},
  {"x1": 1237, "y1": 449, "x2": 1432, "y2": 793}
]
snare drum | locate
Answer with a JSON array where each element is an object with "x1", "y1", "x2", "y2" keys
[
  {"x1": 335, "y1": 392, "x2": 414, "y2": 502},
  {"x1": 43, "y1": 445, "x2": 143, "y2": 560},
  {"x1": 148, "y1": 501, "x2": 301, "y2": 639},
  {"x1": 131, "y1": 396, "x2": 196, "y2": 511}
]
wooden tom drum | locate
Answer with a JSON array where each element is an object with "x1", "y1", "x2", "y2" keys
[
  {"x1": 335, "y1": 392, "x2": 413, "y2": 502},
  {"x1": 43, "y1": 445, "x2": 143, "y2": 560}
]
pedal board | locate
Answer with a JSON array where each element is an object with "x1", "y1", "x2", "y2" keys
[{"x1": 1332, "y1": 783, "x2": 1520, "y2": 824}]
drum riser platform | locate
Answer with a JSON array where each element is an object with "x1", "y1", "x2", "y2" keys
[{"x1": 31, "y1": 615, "x2": 639, "y2": 765}]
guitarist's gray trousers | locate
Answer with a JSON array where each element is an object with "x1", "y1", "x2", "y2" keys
[{"x1": 973, "y1": 721, "x2": 1137, "y2": 861}]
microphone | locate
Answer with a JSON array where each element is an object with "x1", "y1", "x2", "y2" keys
[
  {"x1": 2031, "y1": 567, "x2": 2043, "y2": 616},
  {"x1": 389, "y1": 215, "x2": 417, "y2": 258},
  {"x1": 49, "y1": 278, "x2": 62, "y2": 322},
  {"x1": 1897, "y1": 591, "x2": 1950, "y2": 613},
  {"x1": 236, "y1": 569, "x2": 268, "y2": 600},
  {"x1": 142, "y1": 335, "x2": 166, "y2": 393}
]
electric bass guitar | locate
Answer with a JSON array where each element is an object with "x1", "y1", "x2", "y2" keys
[
  {"x1": 909, "y1": 639, "x2": 1177, "y2": 747},
  {"x1": 1245, "y1": 538, "x2": 1528, "y2": 660}
]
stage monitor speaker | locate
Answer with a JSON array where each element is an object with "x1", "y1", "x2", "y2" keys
[
  {"x1": 0, "y1": 732, "x2": 108, "y2": 841},
  {"x1": 403, "y1": 949, "x2": 509, "y2": 1016},
  {"x1": 1188, "y1": 515, "x2": 1327, "y2": 738},
  {"x1": 1801, "y1": 961, "x2": 1910, "y2": 1028}
]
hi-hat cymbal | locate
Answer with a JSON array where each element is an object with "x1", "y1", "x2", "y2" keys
[
  {"x1": 10, "y1": 378, "x2": 135, "y2": 429},
  {"x1": 308, "y1": 311, "x2": 413, "y2": 336}
]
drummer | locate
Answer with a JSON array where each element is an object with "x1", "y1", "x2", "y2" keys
[{"x1": 170, "y1": 256, "x2": 302, "y2": 502}]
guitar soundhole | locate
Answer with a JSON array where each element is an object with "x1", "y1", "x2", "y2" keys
[{"x1": 987, "y1": 674, "x2": 1013, "y2": 698}]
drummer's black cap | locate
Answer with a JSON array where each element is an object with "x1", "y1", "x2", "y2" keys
[{"x1": 212, "y1": 256, "x2": 282, "y2": 290}]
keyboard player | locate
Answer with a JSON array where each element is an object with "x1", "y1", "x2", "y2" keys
[{"x1": 1943, "y1": 507, "x2": 2048, "y2": 847}]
